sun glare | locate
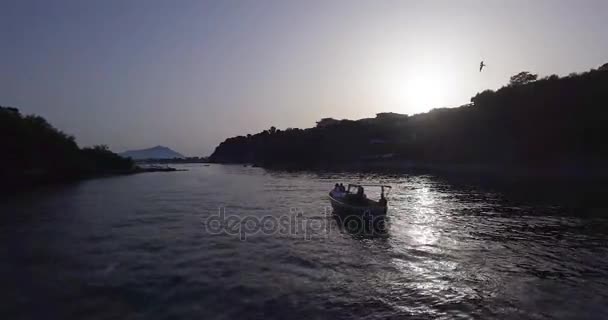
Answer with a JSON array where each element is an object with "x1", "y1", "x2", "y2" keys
[
  {"x1": 379, "y1": 61, "x2": 454, "y2": 115},
  {"x1": 406, "y1": 72, "x2": 447, "y2": 114}
]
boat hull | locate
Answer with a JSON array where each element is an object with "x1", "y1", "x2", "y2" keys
[{"x1": 328, "y1": 194, "x2": 387, "y2": 216}]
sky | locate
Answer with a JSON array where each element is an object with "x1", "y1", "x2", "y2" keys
[{"x1": 1, "y1": 0, "x2": 607, "y2": 156}]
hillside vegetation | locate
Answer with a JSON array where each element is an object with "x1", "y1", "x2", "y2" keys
[
  {"x1": 0, "y1": 107, "x2": 134, "y2": 190},
  {"x1": 210, "y1": 64, "x2": 608, "y2": 174}
]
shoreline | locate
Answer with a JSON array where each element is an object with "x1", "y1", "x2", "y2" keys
[
  {"x1": 1, "y1": 165, "x2": 184, "y2": 195},
  {"x1": 223, "y1": 160, "x2": 608, "y2": 182}
]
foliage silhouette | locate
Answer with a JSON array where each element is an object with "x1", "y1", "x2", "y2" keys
[
  {"x1": 210, "y1": 64, "x2": 608, "y2": 174},
  {"x1": 0, "y1": 107, "x2": 134, "y2": 190},
  {"x1": 509, "y1": 71, "x2": 538, "y2": 86}
]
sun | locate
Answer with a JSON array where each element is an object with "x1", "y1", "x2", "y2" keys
[
  {"x1": 407, "y1": 74, "x2": 446, "y2": 113},
  {"x1": 402, "y1": 63, "x2": 453, "y2": 114},
  {"x1": 373, "y1": 58, "x2": 456, "y2": 115}
]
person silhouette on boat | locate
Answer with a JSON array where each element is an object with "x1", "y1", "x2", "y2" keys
[
  {"x1": 331, "y1": 183, "x2": 348, "y2": 198},
  {"x1": 355, "y1": 186, "x2": 367, "y2": 204},
  {"x1": 379, "y1": 191, "x2": 387, "y2": 207}
]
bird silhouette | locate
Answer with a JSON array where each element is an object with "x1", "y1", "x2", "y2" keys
[{"x1": 479, "y1": 61, "x2": 486, "y2": 72}]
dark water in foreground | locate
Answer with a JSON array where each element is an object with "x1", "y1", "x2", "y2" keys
[{"x1": 1, "y1": 164, "x2": 608, "y2": 319}]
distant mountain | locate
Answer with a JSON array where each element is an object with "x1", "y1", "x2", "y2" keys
[{"x1": 120, "y1": 146, "x2": 184, "y2": 160}]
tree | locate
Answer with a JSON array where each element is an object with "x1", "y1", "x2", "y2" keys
[
  {"x1": 509, "y1": 71, "x2": 538, "y2": 86},
  {"x1": 92, "y1": 144, "x2": 109, "y2": 151},
  {"x1": 470, "y1": 89, "x2": 495, "y2": 106},
  {"x1": 316, "y1": 118, "x2": 340, "y2": 128},
  {"x1": 599, "y1": 63, "x2": 608, "y2": 72}
]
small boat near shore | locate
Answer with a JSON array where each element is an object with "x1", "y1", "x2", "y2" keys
[{"x1": 329, "y1": 184, "x2": 391, "y2": 216}]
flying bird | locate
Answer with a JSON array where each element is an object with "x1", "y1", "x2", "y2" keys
[{"x1": 479, "y1": 61, "x2": 486, "y2": 72}]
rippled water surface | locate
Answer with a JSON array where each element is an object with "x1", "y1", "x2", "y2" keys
[{"x1": 2, "y1": 164, "x2": 608, "y2": 319}]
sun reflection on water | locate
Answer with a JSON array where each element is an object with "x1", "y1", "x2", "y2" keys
[{"x1": 381, "y1": 177, "x2": 489, "y2": 316}]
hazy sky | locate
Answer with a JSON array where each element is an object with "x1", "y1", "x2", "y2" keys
[{"x1": 2, "y1": 0, "x2": 607, "y2": 156}]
